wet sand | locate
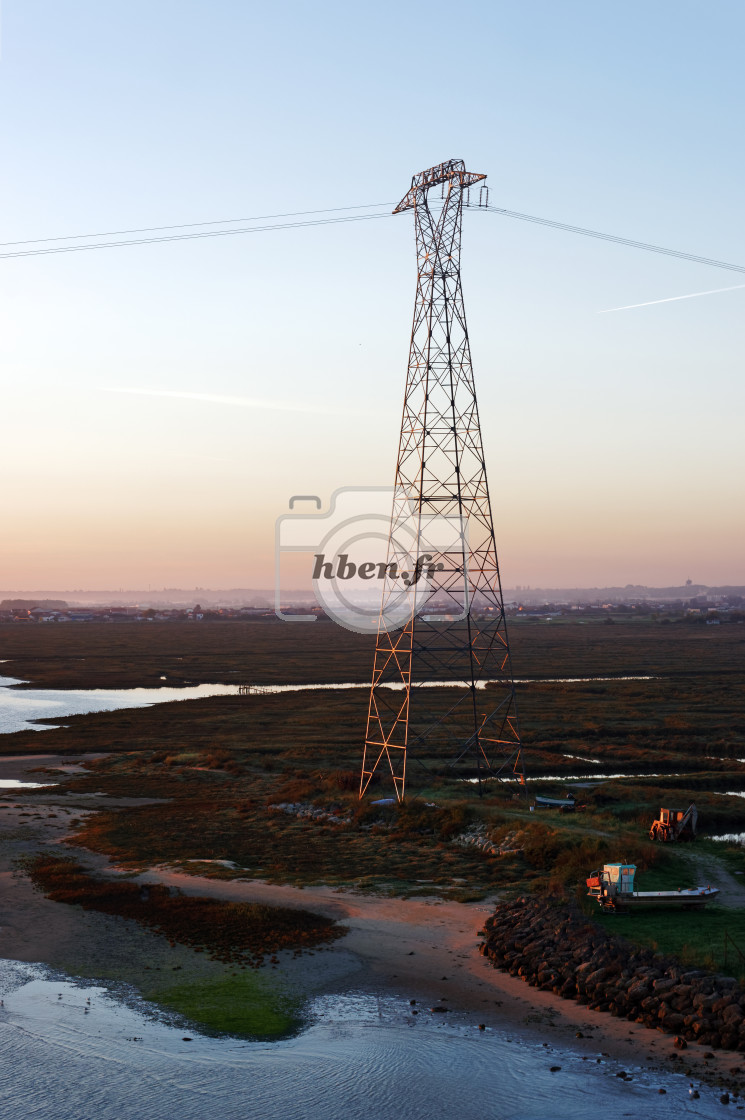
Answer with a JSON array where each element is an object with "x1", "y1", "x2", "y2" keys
[
  {"x1": 0, "y1": 752, "x2": 743, "y2": 1096},
  {"x1": 131, "y1": 866, "x2": 745, "y2": 1086}
]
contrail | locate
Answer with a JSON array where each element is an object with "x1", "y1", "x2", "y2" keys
[
  {"x1": 599, "y1": 282, "x2": 745, "y2": 313},
  {"x1": 101, "y1": 386, "x2": 353, "y2": 415}
]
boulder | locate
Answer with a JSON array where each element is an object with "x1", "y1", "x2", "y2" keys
[
  {"x1": 670, "y1": 991, "x2": 694, "y2": 1013},
  {"x1": 585, "y1": 967, "x2": 609, "y2": 988},
  {"x1": 480, "y1": 897, "x2": 745, "y2": 1054},
  {"x1": 627, "y1": 982, "x2": 651, "y2": 1005},
  {"x1": 693, "y1": 995, "x2": 716, "y2": 1014}
]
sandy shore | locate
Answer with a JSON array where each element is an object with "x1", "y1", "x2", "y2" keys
[
  {"x1": 132, "y1": 867, "x2": 745, "y2": 1085},
  {"x1": 1, "y1": 752, "x2": 743, "y2": 1094}
]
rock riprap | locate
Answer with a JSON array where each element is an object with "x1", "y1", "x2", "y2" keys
[{"x1": 479, "y1": 897, "x2": 745, "y2": 1052}]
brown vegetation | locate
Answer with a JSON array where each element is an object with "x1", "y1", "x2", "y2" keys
[
  {"x1": 2, "y1": 615, "x2": 744, "y2": 691},
  {"x1": 26, "y1": 854, "x2": 346, "y2": 967},
  {"x1": 0, "y1": 619, "x2": 374, "y2": 690},
  {"x1": 4, "y1": 619, "x2": 745, "y2": 945},
  {"x1": 66, "y1": 768, "x2": 506, "y2": 895}
]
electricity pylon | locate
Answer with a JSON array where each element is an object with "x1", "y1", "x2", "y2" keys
[{"x1": 360, "y1": 159, "x2": 525, "y2": 801}]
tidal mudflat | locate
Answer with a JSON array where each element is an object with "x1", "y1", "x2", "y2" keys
[
  {"x1": 1, "y1": 620, "x2": 745, "y2": 1114},
  {"x1": 3, "y1": 963, "x2": 732, "y2": 1120}
]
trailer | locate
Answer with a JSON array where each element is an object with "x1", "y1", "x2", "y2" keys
[
  {"x1": 586, "y1": 862, "x2": 719, "y2": 912},
  {"x1": 649, "y1": 803, "x2": 697, "y2": 842}
]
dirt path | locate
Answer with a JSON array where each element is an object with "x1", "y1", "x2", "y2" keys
[{"x1": 679, "y1": 848, "x2": 745, "y2": 906}]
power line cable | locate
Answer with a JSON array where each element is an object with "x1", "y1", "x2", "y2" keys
[
  {"x1": 1, "y1": 198, "x2": 744, "y2": 278},
  {"x1": 481, "y1": 205, "x2": 745, "y2": 276},
  {"x1": 0, "y1": 202, "x2": 394, "y2": 248},
  {"x1": 0, "y1": 210, "x2": 392, "y2": 260}
]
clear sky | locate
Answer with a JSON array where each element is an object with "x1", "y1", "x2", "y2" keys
[{"x1": 1, "y1": 0, "x2": 743, "y2": 591}]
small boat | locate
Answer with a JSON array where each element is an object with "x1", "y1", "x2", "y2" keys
[
  {"x1": 587, "y1": 862, "x2": 720, "y2": 911},
  {"x1": 534, "y1": 793, "x2": 576, "y2": 811}
]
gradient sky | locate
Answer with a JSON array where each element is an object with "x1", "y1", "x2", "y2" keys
[{"x1": 1, "y1": 1, "x2": 743, "y2": 591}]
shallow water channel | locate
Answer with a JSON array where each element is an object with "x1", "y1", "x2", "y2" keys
[
  {"x1": 0, "y1": 672, "x2": 654, "y2": 737},
  {"x1": 0, "y1": 675, "x2": 249, "y2": 735}
]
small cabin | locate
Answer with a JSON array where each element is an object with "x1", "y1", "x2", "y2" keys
[
  {"x1": 586, "y1": 862, "x2": 636, "y2": 902},
  {"x1": 603, "y1": 863, "x2": 636, "y2": 895}
]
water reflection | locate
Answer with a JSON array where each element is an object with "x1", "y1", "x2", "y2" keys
[
  {"x1": 0, "y1": 779, "x2": 55, "y2": 789},
  {"x1": 0, "y1": 673, "x2": 657, "y2": 737},
  {"x1": 0, "y1": 962, "x2": 724, "y2": 1120},
  {"x1": 0, "y1": 676, "x2": 251, "y2": 735},
  {"x1": 467, "y1": 771, "x2": 668, "y2": 784}
]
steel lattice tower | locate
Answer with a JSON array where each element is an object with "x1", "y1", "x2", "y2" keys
[{"x1": 360, "y1": 159, "x2": 525, "y2": 801}]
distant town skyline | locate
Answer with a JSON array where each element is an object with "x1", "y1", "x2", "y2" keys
[
  {"x1": 1, "y1": 2, "x2": 743, "y2": 589},
  {"x1": 2, "y1": 580, "x2": 744, "y2": 606}
]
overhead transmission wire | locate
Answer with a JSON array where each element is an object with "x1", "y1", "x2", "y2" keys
[
  {"x1": 0, "y1": 206, "x2": 393, "y2": 260},
  {"x1": 0, "y1": 201, "x2": 393, "y2": 248},
  {"x1": 1, "y1": 197, "x2": 744, "y2": 278},
  {"x1": 478, "y1": 205, "x2": 745, "y2": 277}
]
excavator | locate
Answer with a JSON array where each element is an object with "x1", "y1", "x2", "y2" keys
[{"x1": 649, "y1": 803, "x2": 697, "y2": 842}]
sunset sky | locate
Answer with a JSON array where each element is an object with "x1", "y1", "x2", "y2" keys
[{"x1": 1, "y1": 1, "x2": 743, "y2": 591}]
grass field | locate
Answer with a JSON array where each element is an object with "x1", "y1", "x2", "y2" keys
[{"x1": 594, "y1": 906, "x2": 745, "y2": 981}]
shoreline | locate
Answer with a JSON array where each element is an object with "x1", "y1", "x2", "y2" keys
[
  {"x1": 1, "y1": 752, "x2": 743, "y2": 1096},
  {"x1": 131, "y1": 865, "x2": 745, "y2": 1088}
]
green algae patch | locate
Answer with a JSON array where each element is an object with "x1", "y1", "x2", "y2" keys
[{"x1": 144, "y1": 973, "x2": 301, "y2": 1039}]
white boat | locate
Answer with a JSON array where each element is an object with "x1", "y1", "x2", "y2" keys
[
  {"x1": 586, "y1": 862, "x2": 720, "y2": 911},
  {"x1": 534, "y1": 793, "x2": 576, "y2": 810}
]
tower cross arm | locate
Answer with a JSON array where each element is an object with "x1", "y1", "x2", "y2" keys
[{"x1": 393, "y1": 160, "x2": 486, "y2": 213}]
